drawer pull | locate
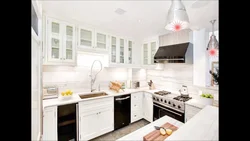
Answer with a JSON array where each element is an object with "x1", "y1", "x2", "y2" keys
[{"x1": 134, "y1": 115, "x2": 137, "y2": 117}]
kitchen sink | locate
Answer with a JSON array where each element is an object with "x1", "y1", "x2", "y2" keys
[{"x1": 78, "y1": 92, "x2": 108, "y2": 99}]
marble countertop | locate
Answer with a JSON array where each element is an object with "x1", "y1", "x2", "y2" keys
[
  {"x1": 166, "y1": 105, "x2": 218, "y2": 141},
  {"x1": 43, "y1": 87, "x2": 218, "y2": 109},
  {"x1": 117, "y1": 105, "x2": 218, "y2": 141},
  {"x1": 117, "y1": 116, "x2": 184, "y2": 141},
  {"x1": 43, "y1": 87, "x2": 159, "y2": 109}
]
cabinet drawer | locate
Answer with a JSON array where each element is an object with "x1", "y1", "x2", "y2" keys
[
  {"x1": 79, "y1": 97, "x2": 113, "y2": 112},
  {"x1": 131, "y1": 110, "x2": 143, "y2": 123},
  {"x1": 131, "y1": 93, "x2": 143, "y2": 102},
  {"x1": 131, "y1": 102, "x2": 142, "y2": 111}
]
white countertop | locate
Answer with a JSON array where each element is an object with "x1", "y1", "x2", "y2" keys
[
  {"x1": 117, "y1": 116, "x2": 184, "y2": 141},
  {"x1": 166, "y1": 105, "x2": 218, "y2": 141},
  {"x1": 43, "y1": 87, "x2": 217, "y2": 109},
  {"x1": 43, "y1": 87, "x2": 159, "y2": 109},
  {"x1": 117, "y1": 105, "x2": 218, "y2": 141}
]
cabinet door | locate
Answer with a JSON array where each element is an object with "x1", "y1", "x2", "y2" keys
[
  {"x1": 43, "y1": 107, "x2": 57, "y2": 141},
  {"x1": 110, "y1": 36, "x2": 117, "y2": 63},
  {"x1": 128, "y1": 40, "x2": 133, "y2": 64},
  {"x1": 120, "y1": 38, "x2": 125, "y2": 63},
  {"x1": 150, "y1": 41, "x2": 157, "y2": 64},
  {"x1": 98, "y1": 108, "x2": 114, "y2": 135},
  {"x1": 79, "y1": 27, "x2": 94, "y2": 48},
  {"x1": 63, "y1": 24, "x2": 76, "y2": 63},
  {"x1": 143, "y1": 44, "x2": 148, "y2": 65},
  {"x1": 79, "y1": 110, "x2": 99, "y2": 140},
  {"x1": 143, "y1": 93, "x2": 153, "y2": 122},
  {"x1": 95, "y1": 32, "x2": 108, "y2": 50},
  {"x1": 47, "y1": 19, "x2": 63, "y2": 62}
]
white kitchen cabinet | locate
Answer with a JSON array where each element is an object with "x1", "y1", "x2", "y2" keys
[
  {"x1": 109, "y1": 35, "x2": 136, "y2": 66},
  {"x1": 131, "y1": 92, "x2": 143, "y2": 123},
  {"x1": 44, "y1": 17, "x2": 76, "y2": 66},
  {"x1": 78, "y1": 97, "x2": 114, "y2": 140},
  {"x1": 143, "y1": 92, "x2": 153, "y2": 122},
  {"x1": 42, "y1": 106, "x2": 57, "y2": 141},
  {"x1": 142, "y1": 39, "x2": 159, "y2": 67},
  {"x1": 185, "y1": 104, "x2": 202, "y2": 122},
  {"x1": 78, "y1": 26, "x2": 109, "y2": 51}
]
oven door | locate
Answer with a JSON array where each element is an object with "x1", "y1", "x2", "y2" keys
[{"x1": 153, "y1": 102, "x2": 184, "y2": 123}]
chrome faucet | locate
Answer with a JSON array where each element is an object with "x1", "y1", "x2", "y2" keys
[{"x1": 90, "y1": 60, "x2": 102, "y2": 92}]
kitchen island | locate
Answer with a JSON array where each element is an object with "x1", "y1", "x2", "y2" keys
[{"x1": 117, "y1": 105, "x2": 218, "y2": 141}]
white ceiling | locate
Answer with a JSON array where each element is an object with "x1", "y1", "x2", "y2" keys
[{"x1": 41, "y1": 0, "x2": 218, "y2": 40}]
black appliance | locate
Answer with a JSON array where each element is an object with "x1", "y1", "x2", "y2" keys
[
  {"x1": 58, "y1": 103, "x2": 77, "y2": 141},
  {"x1": 153, "y1": 102, "x2": 184, "y2": 123},
  {"x1": 114, "y1": 94, "x2": 131, "y2": 130}
]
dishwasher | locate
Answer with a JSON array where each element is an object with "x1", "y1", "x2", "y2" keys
[{"x1": 114, "y1": 94, "x2": 131, "y2": 130}]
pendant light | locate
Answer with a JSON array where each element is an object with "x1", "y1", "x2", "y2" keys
[
  {"x1": 165, "y1": 0, "x2": 189, "y2": 32},
  {"x1": 207, "y1": 19, "x2": 219, "y2": 57}
]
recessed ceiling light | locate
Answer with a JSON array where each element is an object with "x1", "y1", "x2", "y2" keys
[
  {"x1": 115, "y1": 8, "x2": 126, "y2": 15},
  {"x1": 138, "y1": 20, "x2": 141, "y2": 23}
]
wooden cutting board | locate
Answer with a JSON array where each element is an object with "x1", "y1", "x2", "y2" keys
[{"x1": 143, "y1": 122, "x2": 178, "y2": 141}]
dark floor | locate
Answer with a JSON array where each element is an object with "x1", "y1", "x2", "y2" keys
[{"x1": 90, "y1": 119, "x2": 150, "y2": 141}]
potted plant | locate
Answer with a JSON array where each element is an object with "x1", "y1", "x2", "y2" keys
[{"x1": 200, "y1": 93, "x2": 214, "y2": 105}]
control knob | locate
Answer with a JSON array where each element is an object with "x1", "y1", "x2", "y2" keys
[
  {"x1": 173, "y1": 104, "x2": 176, "y2": 107},
  {"x1": 178, "y1": 105, "x2": 181, "y2": 109},
  {"x1": 160, "y1": 99, "x2": 163, "y2": 102},
  {"x1": 168, "y1": 101, "x2": 171, "y2": 104},
  {"x1": 164, "y1": 100, "x2": 167, "y2": 103}
]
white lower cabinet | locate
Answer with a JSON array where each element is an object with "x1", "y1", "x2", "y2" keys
[
  {"x1": 143, "y1": 92, "x2": 153, "y2": 122},
  {"x1": 78, "y1": 97, "x2": 114, "y2": 140},
  {"x1": 185, "y1": 104, "x2": 202, "y2": 122},
  {"x1": 131, "y1": 92, "x2": 143, "y2": 123},
  {"x1": 42, "y1": 106, "x2": 57, "y2": 141}
]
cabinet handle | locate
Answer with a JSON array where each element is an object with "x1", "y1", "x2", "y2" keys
[{"x1": 134, "y1": 115, "x2": 136, "y2": 117}]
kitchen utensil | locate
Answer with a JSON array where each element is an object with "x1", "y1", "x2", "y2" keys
[
  {"x1": 179, "y1": 85, "x2": 189, "y2": 98},
  {"x1": 143, "y1": 122, "x2": 178, "y2": 141},
  {"x1": 154, "y1": 126, "x2": 165, "y2": 130},
  {"x1": 132, "y1": 81, "x2": 140, "y2": 89}
]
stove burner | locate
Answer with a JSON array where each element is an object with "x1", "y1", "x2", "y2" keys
[
  {"x1": 154, "y1": 90, "x2": 171, "y2": 96},
  {"x1": 173, "y1": 96, "x2": 192, "y2": 102}
]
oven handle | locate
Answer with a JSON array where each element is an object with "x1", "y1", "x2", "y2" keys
[
  {"x1": 115, "y1": 96, "x2": 130, "y2": 101},
  {"x1": 154, "y1": 104, "x2": 182, "y2": 117}
]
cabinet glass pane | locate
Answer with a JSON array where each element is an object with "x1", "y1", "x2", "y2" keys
[
  {"x1": 112, "y1": 37, "x2": 116, "y2": 45},
  {"x1": 66, "y1": 50, "x2": 72, "y2": 59},
  {"x1": 66, "y1": 41, "x2": 72, "y2": 49},
  {"x1": 143, "y1": 44, "x2": 148, "y2": 65},
  {"x1": 80, "y1": 39, "x2": 91, "y2": 47},
  {"x1": 66, "y1": 26, "x2": 73, "y2": 36},
  {"x1": 128, "y1": 41, "x2": 132, "y2": 64},
  {"x1": 80, "y1": 29, "x2": 92, "y2": 41},
  {"x1": 97, "y1": 33, "x2": 106, "y2": 43},
  {"x1": 120, "y1": 39, "x2": 124, "y2": 63},
  {"x1": 52, "y1": 48, "x2": 59, "y2": 59},
  {"x1": 97, "y1": 43, "x2": 106, "y2": 49},
  {"x1": 52, "y1": 22, "x2": 59, "y2": 33},
  {"x1": 111, "y1": 37, "x2": 116, "y2": 63},
  {"x1": 151, "y1": 42, "x2": 156, "y2": 64},
  {"x1": 51, "y1": 38, "x2": 59, "y2": 48}
]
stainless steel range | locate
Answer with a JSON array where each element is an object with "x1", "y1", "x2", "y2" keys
[{"x1": 152, "y1": 90, "x2": 192, "y2": 123}]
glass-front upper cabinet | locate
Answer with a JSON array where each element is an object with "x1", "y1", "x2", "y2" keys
[
  {"x1": 47, "y1": 19, "x2": 62, "y2": 62},
  {"x1": 79, "y1": 28, "x2": 93, "y2": 48},
  {"x1": 120, "y1": 39, "x2": 125, "y2": 63},
  {"x1": 95, "y1": 32, "x2": 108, "y2": 50},
  {"x1": 46, "y1": 17, "x2": 76, "y2": 65},
  {"x1": 111, "y1": 36, "x2": 117, "y2": 63},
  {"x1": 150, "y1": 41, "x2": 156, "y2": 64},
  {"x1": 128, "y1": 41, "x2": 132, "y2": 64},
  {"x1": 63, "y1": 24, "x2": 75, "y2": 63},
  {"x1": 143, "y1": 44, "x2": 148, "y2": 65}
]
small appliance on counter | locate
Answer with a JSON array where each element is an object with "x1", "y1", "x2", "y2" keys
[
  {"x1": 132, "y1": 81, "x2": 140, "y2": 89},
  {"x1": 43, "y1": 85, "x2": 58, "y2": 100},
  {"x1": 179, "y1": 85, "x2": 189, "y2": 98},
  {"x1": 148, "y1": 80, "x2": 156, "y2": 90}
]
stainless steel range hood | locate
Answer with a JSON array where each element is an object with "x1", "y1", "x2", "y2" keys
[{"x1": 154, "y1": 42, "x2": 193, "y2": 63}]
